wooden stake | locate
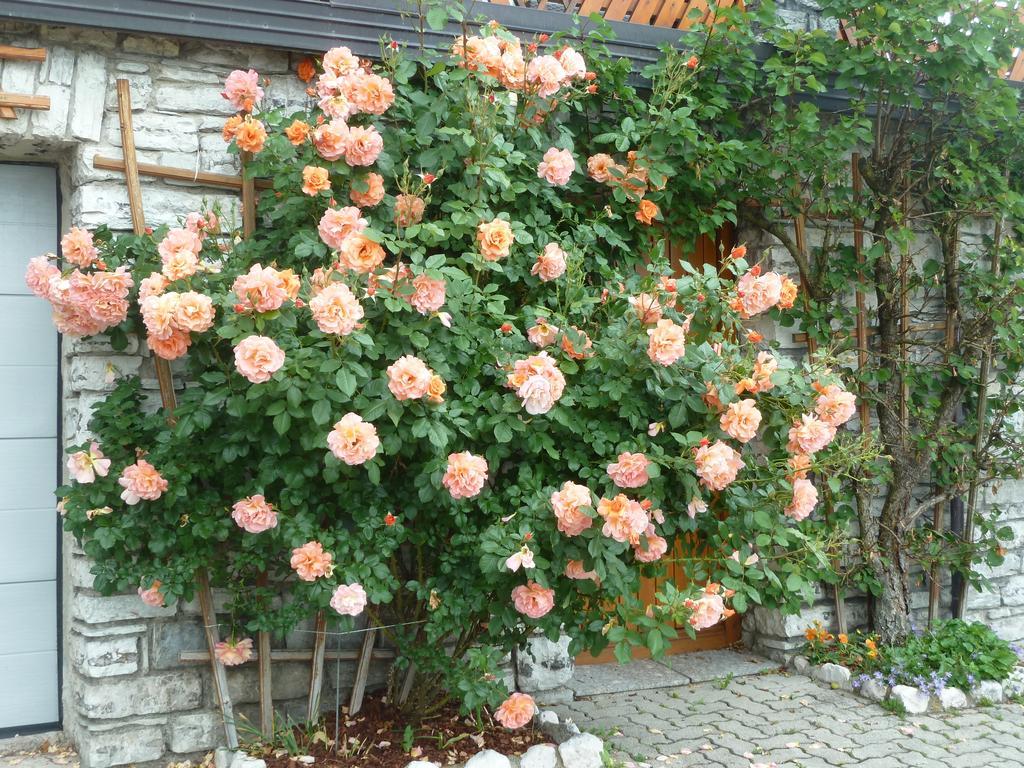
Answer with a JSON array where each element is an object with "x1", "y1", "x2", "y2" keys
[
  {"x1": 196, "y1": 569, "x2": 239, "y2": 749},
  {"x1": 397, "y1": 664, "x2": 417, "y2": 706},
  {"x1": 178, "y1": 648, "x2": 395, "y2": 663},
  {"x1": 258, "y1": 630, "x2": 274, "y2": 737},
  {"x1": 93, "y1": 155, "x2": 273, "y2": 191},
  {"x1": 0, "y1": 92, "x2": 50, "y2": 110},
  {"x1": 307, "y1": 612, "x2": 328, "y2": 722},
  {"x1": 0, "y1": 45, "x2": 47, "y2": 62},
  {"x1": 348, "y1": 625, "x2": 378, "y2": 716},
  {"x1": 851, "y1": 154, "x2": 871, "y2": 433}
]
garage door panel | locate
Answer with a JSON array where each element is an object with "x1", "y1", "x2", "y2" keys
[
  {"x1": 0, "y1": 581, "x2": 58, "y2": 656},
  {"x1": 5, "y1": 297, "x2": 59, "y2": 366},
  {"x1": 0, "y1": 365, "x2": 57, "y2": 439},
  {"x1": 0, "y1": 165, "x2": 57, "y2": 296},
  {"x1": 0, "y1": 509, "x2": 57, "y2": 584},
  {"x1": 0, "y1": 438, "x2": 56, "y2": 511},
  {"x1": 0, "y1": 651, "x2": 59, "y2": 729}
]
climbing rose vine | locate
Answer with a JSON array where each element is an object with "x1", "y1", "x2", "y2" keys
[{"x1": 33, "y1": 20, "x2": 867, "y2": 719}]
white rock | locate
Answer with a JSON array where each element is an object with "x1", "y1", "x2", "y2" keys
[
  {"x1": 938, "y1": 687, "x2": 968, "y2": 710},
  {"x1": 517, "y1": 634, "x2": 575, "y2": 692},
  {"x1": 891, "y1": 685, "x2": 931, "y2": 714},
  {"x1": 1004, "y1": 666, "x2": 1024, "y2": 696},
  {"x1": 69, "y1": 50, "x2": 107, "y2": 141},
  {"x1": 536, "y1": 710, "x2": 559, "y2": 727},
  {"x1": 558, "y1": 733, "x2": 604, "y2": 768},
  {"x1": 971, "y1": 679, "x2": 1004, "y2": 704},
  {"x1": 463, "y1": 750, "x2": 511, "y2": 768},
  {"x1": 859, "y1": 678, "x2": 887, "y2": 702},
  {"x1": 214, "y1": 747, "x2": 237, "y2": 768},
  {"x1": 404, "y1": 762, "x2": 441, "y2": 768},
  {"x1": 296, "y1": 757, "x2": 315, "y2": 765},
  {"x1": 792, "y1": 656, "x2": 811, "y2": 674},
  {"x1": 520, "y1": 744, "x2": 558, "y2": 768},
  {"x1": 812, "y1": 662, "x2": 851, "y2": 687}
]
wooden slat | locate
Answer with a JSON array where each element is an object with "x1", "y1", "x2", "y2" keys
[
  {"x1": 0, "y1": 93, "x2": 50, "y2": 110},
  {"x1": 93, "y1": 155, "x2": 274, "y2": 191},
  {"x1": 0, "y1": 45, "x2": 47, "y2": 62},
  {"x1": 196, "y1": 569, "x2": 239, "y2": 749},
  {"x1": 631, "y1": 0, "x2": 666, "y2": 26},
  {"x1": 179, "y1": 648, "x2": 396, "y2": 663},
  {"x1": 1008, "y1": 51, "x2": 1024, "y2": 82},
  {"x1": 577, "y1": 0, "x2": 608, "y2": 17},
  {"x1": 348, "y1": 625, "x2": 378, "y2": 716},
  {"x1": 0, "y1": 106, "x2": 17, "y2": 119},
  {"x1": 397, "y1": 664, "x2": 417, "y2": 706},
  {"x1": 258, "y1": 630, "x2": 273, "y2": 737},
  {"x1": 306, "y1": 612, "x2": 327, "y2": 722},
  {"x1": 851, "y1": 153, "x2": 871, "y2": 432},
  {"x1": 603, "y1": 0, "x2": 636, "y2": 21},
  {"x1": 678, "y1": 0, "x2": 710, "y2": 29}
]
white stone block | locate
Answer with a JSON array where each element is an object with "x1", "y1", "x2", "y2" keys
[
  {"x1": 168, "y1": 711, "x2": 225, "y2": 753},
  {"x1": 122, "y1": 35, "x2": 180, "y2": 57},
  {"x1": 69, "y1": 50, "x2": 107, "y2": 142},
  {"x1": 70, "y1": 633, "x2": 139, "y2": 678},
  {"x1": 812, "y1": 662, "x2": 851, "y2": 688},
  {"x1": 938, "y1": 687, "x2": 968, "y2": 710},
  {"x1": 68, "y1": 355, "x2": 142, "y2": 392},
  {"x1": 76, "y1": 671, "x2": 203, "y2": 718},
  {"x1": 154, "y1": 82, "x2": 235, "y2": 115},
  {"x1": 104, "y1": 73, "x2": 152, "y2": 112},
  {"x1": 72, "y1": 593, "x2": 176, "y2": 624},
  {"x1": 404, "y1": 762, "x2": 441, "y2": 768},
  {"x1": 78, "y1": 724, "x2": 164, "y2": 768},
  {"x1": 30, "y1": 82, "x2": 71, "y2": 139},
  {"x1": 859, "y1": 678, "x2": 887, "y2": 702},
  {"x1": 558, "y1": 733, "x2": 604, "y2": 768},
  {"x1": 46, "y1": 46, "x2": 76, "y2": 85},
  {"x1": 518, "y1": 634, "x2": 574, "y2": 692},
  {"x1": 0, "y1": 58, "x2": 38, "y2": 134},
  {"x1": 464, "y1": 750, "x2": 511, "y2": 768},
  {"x1": 891, "y1": 685, "x2": 931, "y2": 714},
  {"x1": 971, "y1": 679, "x2": 1004, "y2": 704},
  {"x1": 520, "y1": 744, "x2": 558, "y2": 768}
]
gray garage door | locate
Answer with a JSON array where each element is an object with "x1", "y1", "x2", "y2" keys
[{"x1": 0, "y1": 163, "x2": 60, "y2": 733}]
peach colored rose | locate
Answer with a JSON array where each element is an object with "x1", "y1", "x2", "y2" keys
[
  {"x1": 393, "y1": 194, "x2": 426, "y2": 227},
  {"x1": 687, "y1": 498, "x2": 707, "y2": 519},
  {"x1": 25, "y1": 255, "x2": 59, "y2": 298},
  {"x1": 537, "y1": 147, "x2": 575, "y2": 186},
  {"x1": 118, "y1": 459, "x2": 168, "y2": 505},
  {"x1": 173, "y1": 291, "x2": 215, "y2": 333},
  {"x1": 350, "y1": 173, "x2": 385, "y2": 207},
  {"x1": 323, "y1": 46, "x2": 360, "y2": 77},
  {"x1": 694, "y1": 440, "x2": 744, "y2": 491},
  {"x1": 349, "y1": 73, "x2": 395, "y2": 115},
  {"x1": 687, "y1": 591, "x2": 726, "y2": 630},
  {"x1": 505, "y1": 352, "x2": 566, "y2": 415},
  {"x1": 327, "y1": 412, "x2": 379, "y2": 465},
  {"x1": 222, "y1": 69, "x2": 263, "y2": 111},
  {"x1": 387, "y1": 354, "x2": 432, "y2": 400},
  {"x1": 141, "y1": 293, "x2": 180, "y2": 339},
  {"x1": 67, "y1": 442, "x2": 111, "y2": 484},
  {"x1": 318, "y1": 206, "x2": 367, "y2": 251},
  {"x1": 313, "y1": 120, "x2": 350, "y2": 161},
  {"x1": 338, "y1": 234, "x2": 386, "y2": 274},
  {"x1": 550, "y1": 481, "x2": 593, "y2": 536},
  {"x1": 629, "y1": 292, "x2": 662, "y2": 324},
  {"x1": 148, "y1": 329, "x2": 191, "y2": 360},
  {"x1": 786, "y1": 413, "x2": 836, "y2": 455},
  {"x1": 234, "y1": 118, "x2": 267, "y2": 153},
  {"x1": 233, "y1": 335, "x2": 286, "y2": 384},
  {"x1": 222, "y1": 114, "x2": 243, "y2": 142},
  {"x1": 815, "y1": 384, "x2": 857, "y2": 427},
  {"x1": 560, "y1": 326, "x2": 592, "y2": 359},
  {"x1": 647, "y1": 318, "x2": 687, "y2": 365},
  {"x1": 302, "y1": 166, "x2": 331, "y2": 196},
  {"x1": 587, "y1": 153, "x2": 615, "y2": 183},
  {"x1": 786, "y1": 477, "x2": 818, "y2": 521},
  {"x1": 159, "y1": 228, "x2": 201, "y2": 281},
  {"x1": 427, "y1": 374, "x2": 446, "y2": 404},
  {"x1": 787, "y1": 453, "x2": 812, "y2": 480},
  {"x1": 344, "y1": 125, "x2": 383, "y2": 166},
  {"x1": 494, "y1": 692, "x2": 536, "y2": 730},
  {"x1": 409, "y1": 274, "x2": 446, "y2": 315},
  {"x1": 290, "y1": 541, "x2": 334, "y2": 581},
  {"x1": 511, "y1": 581, "x2": 555, "y2": 619},
  {"x1": 633, "y1": 524, "x2": 668, "y2": 563},
  {"x1": 506, "y1": 545, "x2": 535, "y2": 572},
  {"x1": 635, "y1": 199, "x2": 659, "y2": 225},
  {"x1": 564, "y1": 560, "x2": 600, "y2": 582},
  {"x1": 597, "y1": 494, "x2": 649, "y2": 544},
  {"x1": 720, "y1": 399, "x2": 762, "y2": 444},
  {"x1": 138, "y1": 581, "x2": 164, "y2": 607},
  {"x1": 185, "y1": 211, "x2": 218, "y2": 238},
  {"x1": 735, "y1": 269, "x2": 783, "y2": 319},
  {"x1": 330, "y1": 583, "x2": 368, "y2": 616},
  {"x1": 443, "y1": 451, "x2": 488, "y2": 499},
  {"x1": 752, "y1": 351, "x2": 778, "y2": 391},
  {"x1": 285, "y1": 119, "x2": 311, "y2": 145},
  {"x1": 310, "y1": 282, "x2": 363, "y2": 335},
  {"x1": 556, "y1": 46, "x2": 586, "y2": 79},
  {"x1": 779, "y1": 276, "x2": 798, "y2": 309},
  {"x1": 231, "y1": 264, "x2": 299, "y2": 313},
  {"x1": 607, "y1": 452, "x2": 650, "y2": 489},
  {"x1": 231, "y1": 494, "x2": 278, "y2": 533},
  {"x1": 61, "y1": 227, "x2": 98, "y2": 268},
  {"x1": 527, "y1": 320, "x2": 560, "y2": 348},
  {"x1": 531, "y1": 242, "x2": 567, "y2": 281},
  {"x1": 477, "y1": 219, "x2": 514, "y2": 261},
  {"x1": 214, "y1": 637, "x2": 253, "y2": 666},
  {"x1": 526, "y1": 55, "x2": 566, "y2": 97},
  {"x1": 139, "y1": 273, "x2": 168, "y2": 300}
]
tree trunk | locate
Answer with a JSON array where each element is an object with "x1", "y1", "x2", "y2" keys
[{"x1": 872, "y1": 472, "x2": 916, "y2": 644}]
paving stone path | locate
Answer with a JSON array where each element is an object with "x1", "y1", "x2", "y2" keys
[{"x1": 555, "y1": 651, "x2": 1024, "y2": 768}]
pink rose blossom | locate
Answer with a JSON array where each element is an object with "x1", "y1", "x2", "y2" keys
[
  {"x1": 173, "y1": 291, "x2": 216, "y2": 333},
  {"x1": 221, "y1": 69, "x2": 264, "y2": 111},
  {"x1": 687, "y1": 591, "x2": 726, "y2": 630},
  {"x1": 527, "y1": 321, "x2": 560, "y2": 348},
  {"x1": 720, "y1": 399, "x2": 762, "y2": 444},
  {"x1": 607, "y1": 452, "x2": 650, "y2": 489},
  {"x1": 735, "y1": 269, "x2": 783, "y2": 319},
  {"x1": 564, "y1": 560, "x2": 600, "y2": 583},
  {"x1": 409, "y1": 274, "x2": 446, "y2": 315},
  {"x1": 350, "y1": 172, "x2": 385, "y2": 207},
  {"x1": 231, "y1": 494, "x2": 278, "y2": 533},
  {"x1": 629, "y1": 292, "x2": 662, "y2": 324},
  {"x1": 687, "y1": 498, "x2": 708, "y2": 519},
  {"x1": 443, "y1": 451, "x2": 488, "y2": 499},
  {"x1": 344, "y1": 125, "x2": 384, "y2": 166},
  {"x1": 494, "y1": 692, "x2": 536, "y2": 730},
  {"x1": 694, "y1": 440, "x2": 744, "y2": 491},
  {"x1": 815, "y1": 384, "x2": 857, "y2": 427},
  {"x1": 118, "y1": 459, "x2": 168, "y2": 505},
  {"x1": 290, "y1": 541, "x2": 334, "y2": 581},
  {"x1": 633, "y1": 524, "x2": 668, "y2": 563},
  {"x1": 393, "y1": 194, "x2": 426, "y2": 227},
  {"x1": 587, "y1": 153, "x2": 615, "y2": 183},
  {"x1": 67, "y1": 442, "x2": 111, "y2": 484},
  {"x1": 785, "y1": 477, "x2": 818, "y2": 521},
  {"x1": 647, "y1": 318, "x2": 687, "y2": 365},
  {"x1": 550, "y1": 481, "x2": 593, "y2": 536},
  {"x1": 526, "y1": 55, "x2": 566, "y2": 97},
  {"x1": 327, "y1": 413, "x2": 379, "y2": 466},
  {"x1": 313, "y1": 120, "x2": 350, "y2": 162},
  {"x1": 158, "y1": 228, "x2": 202, "y2": 281},
  {"x1": 233, "y1": 336, "x2": 286, "y2": 384},
  {"x1": 148, "y1": 329, "x2": 191, "y2": 360},
  {"x1": 60, "y1": 227, "x2": 99, "y2": 268},
  {"x1": 140, "y1": 293, "x2": 179, "y2": 340},
  {"x1": 139, "y1": 273, "x2": 168, "y2": 300},
  {"x1": 138, "y1": 581, "x2": 164, "y2": 607},
  {"x1": 477, "y1": 219, "x2": 514, "y2": 261},
  {"x1": 214, "y1": 637, "x2": 254, "y2": 666},
  {"x1": 310, "y1": 282, "x2": 364, "y2": 335},
  {"x1": 511, "y1": 581, "x2": 555, "y2": 619},
  {"x1": 387, "y1": 354, "x2": 433, "y2": 400},
  {"x1": 537, "y1": 147, "x2": 575, "y2": 186},
  {"x1": 323, "y1": 46, "x2": 360, "y2": 77},
  {"x1": 505, "y1": 352, "x2": 566, "y2": 415},
  {"x1": 531, "y1": 242, "x2": 567, "y2": 281},
  {"x1": 786, "y1": 413, "x2": 837, "y2": 455},
  {"x1": 505, "y1": 545, "x2": 535, "y2": 572},
  {"x1": 318, "y1": 206, "x2": 367, "y2": 251},
  {"x1": 25, "y1": 255, "x2": 60, "y2": 298},
  {"x1": 330, "y1": 583, "x2": 368, "y2": 616},
  {"x1": 555, "y1": 46, "x2": 586, "y2": 79},
  {"x1": 597, "y1": 494, "x2": 649, "y2": 544}
]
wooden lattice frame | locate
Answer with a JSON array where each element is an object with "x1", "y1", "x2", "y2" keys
[
  {"x1": 485, "y1": 0, "x2": 745, "y2": 29},
  {"x1": 0, "y1": 45, "x2": 50, "y2": 119}
]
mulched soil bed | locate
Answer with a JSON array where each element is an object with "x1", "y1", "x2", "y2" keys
[{"x1": 255, "y1": 695, "x2": 551, "y2": 768}]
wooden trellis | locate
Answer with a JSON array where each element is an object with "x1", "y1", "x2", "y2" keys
[
  {"x1": 105, "y1": 77, "x2": 390, "y2": 747},
  {"x1": 486, "y1": 0, "x2": 745, "y2": 29},
  {"x1": 0, "y1": 45, "x2": 50, "y2": 119}
]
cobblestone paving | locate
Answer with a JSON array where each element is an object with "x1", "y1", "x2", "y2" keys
[{"x1": 555, "y1": 664, "x2": 1024, "y2": 767}]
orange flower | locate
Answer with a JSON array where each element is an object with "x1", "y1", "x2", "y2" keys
[
  {"x1": 222, "y1": 114, "x2": 243, "y2": 142},
  {"x1": 296, "y1": 56, "x2": 317, "y2": 83},
  {"x1": 635, "y1": 199, "x2": 659, "y2": 225},
  {"x1": 302, "y1": 166, "x2": 331, "y2": 196},
  {"x1": 805, "y1": 627, "x2": 818, "y2": 642},
  {"x1": 838, "y1": 633, "x2": 848, "y2": 644},
  {"x1": 234, "y1": 118, "x2": 267, "y2": 153},
  {"x1": 284, "y1": 119, "x2": 311, "y2": 146}
]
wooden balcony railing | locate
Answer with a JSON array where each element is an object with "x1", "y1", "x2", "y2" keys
[{"x1": 485, "y1": 0, "x2": 745, "y2": 30}]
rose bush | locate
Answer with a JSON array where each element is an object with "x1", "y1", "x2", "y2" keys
[{"x1": 34, "y1": 12, "x2": 871, "y2": 720}]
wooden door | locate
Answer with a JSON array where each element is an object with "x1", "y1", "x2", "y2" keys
[{"x1": 576, "y1": 228, "x2": 741, "y2": 664}]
